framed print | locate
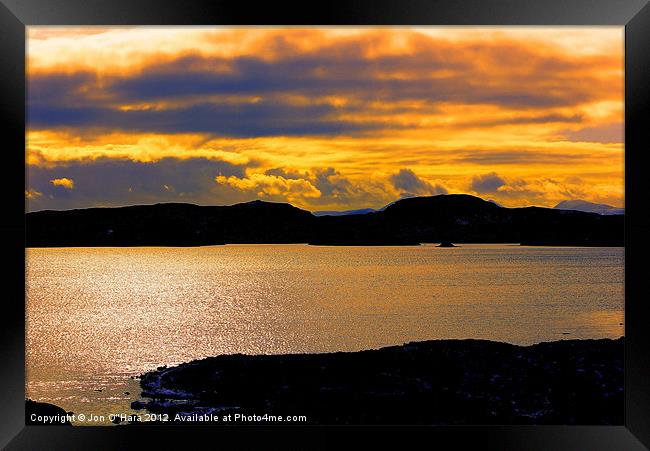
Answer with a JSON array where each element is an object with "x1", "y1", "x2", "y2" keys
[{"x1": 2, "y1": 0, "x2": 650, "y2": 449}]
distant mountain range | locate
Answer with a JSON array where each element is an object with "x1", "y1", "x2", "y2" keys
[
  {"x1": 26, "y1": 194, "x2": 623, "y2": 247},
  {"x1": 313, "y1": 208, "x2": 376, "y2": 217},
  {"x1": 554, "y1": 200, "x2": 624, "y2": 216}
]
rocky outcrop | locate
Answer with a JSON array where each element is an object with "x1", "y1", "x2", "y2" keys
[
  {"x1": 25, "y1": 399, "x2": 73, "y2": 425},
  {"x1": 132, "y1": 338, "x2": 623, "y2": 425}
]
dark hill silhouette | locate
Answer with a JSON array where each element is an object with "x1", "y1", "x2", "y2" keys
[
  {"x1": 26, "y1": 194, "x2": 623, "y2": 247},
  {"x1": 26, "y1": 200, "x2": 315, "y2": 247},
  {"x1": 309, "y1": 195, "x2": 622, "y2": 246}
]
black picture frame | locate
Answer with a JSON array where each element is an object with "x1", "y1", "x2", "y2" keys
[{"x1": 2, "y1": 0, "x2": 649, "y2": 448}]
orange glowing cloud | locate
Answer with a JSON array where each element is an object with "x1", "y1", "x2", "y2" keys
[
  {"x1": 26, "y1": 27, "x2": 624, "y2": 212},
  {"x1": 50, "y1": 178, "x2": 75, "y2": 189}
]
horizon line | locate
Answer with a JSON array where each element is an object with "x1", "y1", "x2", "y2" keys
[{"x1": 25, "y1": 193, "x2": 625, "y2": 215}]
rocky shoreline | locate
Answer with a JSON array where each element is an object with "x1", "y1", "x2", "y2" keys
[{"x1": 131, "y1": 338, "x2": 623, "y2": 425}]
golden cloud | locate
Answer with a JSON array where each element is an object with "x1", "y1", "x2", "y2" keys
[
  {"x1": 26, "y1": 27, "x2": 624, "y2": 211},
  {"x1": 50, "y1": 177, "x2": 75, "y2": 189},
  {"x1": 25, "y1": 189, "x2": 43, "y2": 199},
  {"x1": 215, "y1": 173, "x2": 322, "y2": 201}
]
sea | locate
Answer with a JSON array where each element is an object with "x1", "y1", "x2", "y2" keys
[{"x1": 26, "y1": 244, "x2": 624, "y2": 424}]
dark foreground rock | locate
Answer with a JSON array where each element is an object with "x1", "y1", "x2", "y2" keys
[
  {"x1": 134, "y1": 338, "x2": 623, "y2": 425},
  {"x1": 25, "y1": 399, "x2": 73, "y2": 425}
]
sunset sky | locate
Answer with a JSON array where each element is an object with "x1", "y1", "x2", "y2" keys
[{"x1": 26, "y1": 27, "x2": 624, "y2": 212}]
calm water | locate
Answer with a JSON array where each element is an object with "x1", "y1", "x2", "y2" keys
[{"x1": 26, "y1": 244, "x2": 624, "y2": 424}]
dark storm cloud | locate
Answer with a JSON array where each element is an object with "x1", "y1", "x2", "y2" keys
[
  {"x1": 32, "y1": 55, "x2": 595, "y2": 109},
  {"x1": 454, "y1": 150, "x2": 589, "y2": 165},
  {"x1": 101, "y1": 44, "x2": 610, "y2": 107},
  {"x1": 27, "y1": 33, "x2": 620, "y2": 137},
  {"x1": 263, "y1": 168, "x2": 308, "y2": 179},
  {"x1": 26, "y1": 157, "x2": 246, "y2": 211},
  {"x1": 560, "y1": 123, "x2": 623, "y2": 144},
  {"x1": 311, "y1": 167, "x2": 356, "y2": 198},
  {"x1": 458, "y1": 114, "x2": 584, "y2": 128},
  {"x1": 28, "y1": 72, "x2": 98, "y2": 105},
  {"x1": 28, "y1": 101, "x2": 392, "y2": 137},
  {"x1": 470, "y1": 172, "x2": 506, "y2": 193},
  {"x1": 390, "y1": 169, "x2": 448, "y2": 197}
]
